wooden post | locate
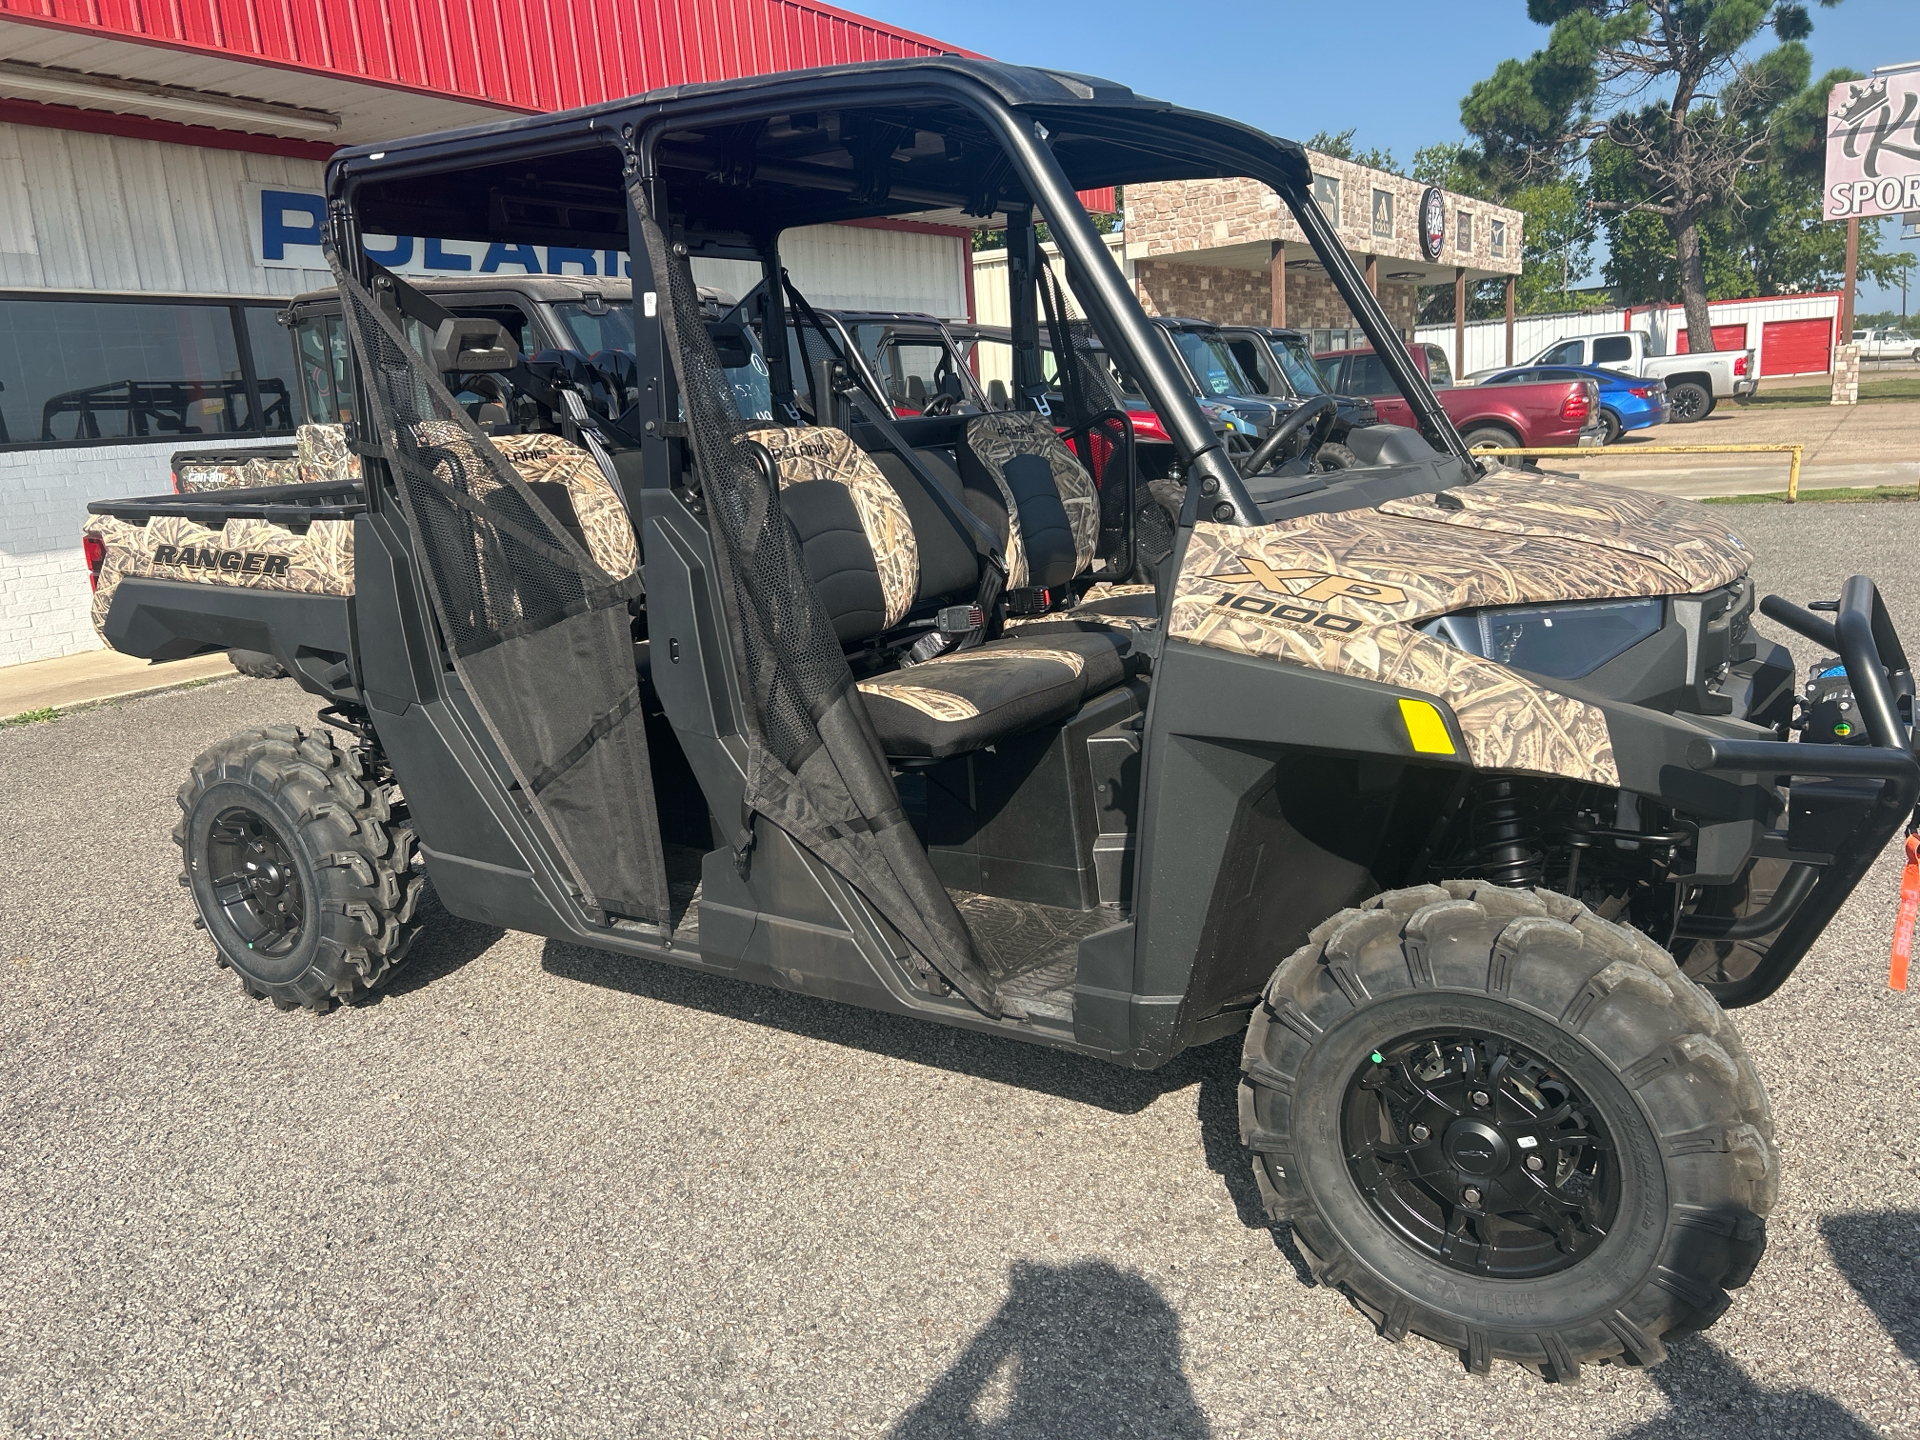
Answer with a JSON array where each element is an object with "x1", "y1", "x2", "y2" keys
[
  {"x1": 1841, "y1": 217, "x2": 1860, "y2": 339},
  {"x1": 1454, "y1": 267, "x2": 1467, "y2": 378},
  {"x1": 1504, "y1": 275, "x2": 1516, "y2": 366},
  {"x1": 1364, "y1": 255, "x2": 1378, "y2": 297},
  {"x1": 1269, "y1": 240, "x2": 1286, "y2": 328}
]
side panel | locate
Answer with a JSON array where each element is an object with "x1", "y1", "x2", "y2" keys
[{"x1": 1131, "y1": 642, "x2": 1470, "y2": 1056}]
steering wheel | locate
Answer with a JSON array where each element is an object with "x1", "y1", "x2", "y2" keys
[
  {"x1": 921, "y1": 392, "x2": 960, "y2": 416},
  {"x1": 1236, "y1": 394, "x2": 1337, "y2": 478}
]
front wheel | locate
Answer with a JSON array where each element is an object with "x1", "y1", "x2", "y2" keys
[{"x1": 1241, "y1": 882, "x2": 1774, "y2": 1378}]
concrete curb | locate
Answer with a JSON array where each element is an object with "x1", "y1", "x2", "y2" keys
[{"x1": 0, "y1": 653, "x2": 245, "y2": 727}]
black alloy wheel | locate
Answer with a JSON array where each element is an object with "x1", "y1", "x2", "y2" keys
[
  {"x1": 1666, "y1": 381, "x2": 1711, "y2": 422},
  {"x1": 1343, "y1": 1030, "x2": 1620, "y2": 1280},
  {"x1": 178, "y1": 723, "x2": 426, "y2": 1010},
  {"x1": 205, "y1": 805, "x2": 307, "y2": 955}
]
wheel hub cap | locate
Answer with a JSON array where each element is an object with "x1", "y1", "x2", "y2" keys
[
  {"x1": 1443, "y1": 1118, "x2": 1509, "y2": 1176},
  {"x1": 206, "y1": 806, "x2": 306, "y2": 956},
  {"x1": 1341, "y1": 1031, "x2": 1621, "y2": 1278}
]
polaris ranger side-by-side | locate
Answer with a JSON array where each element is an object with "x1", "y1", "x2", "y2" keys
[{"x1": 84, "y1": 59, "x2": 1918, "y2": 1379}]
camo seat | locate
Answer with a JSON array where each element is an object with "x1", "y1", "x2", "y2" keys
[
  {"x1": 744, "y1": 424, "x2": 1144, "y2": 759},
  {"x1": 855, "y1": 629, "x2": 1137, "y2": 760},
  {"x1": 957, "y1": 411, "x2": 1099, "y2": 594}
]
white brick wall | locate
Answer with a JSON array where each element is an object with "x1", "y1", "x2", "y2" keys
[{"x1": 0, "y1": 438, "x2": 287, "y2": 667}]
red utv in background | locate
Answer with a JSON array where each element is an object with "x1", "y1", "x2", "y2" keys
[{"x1": 1318, "y1": 342, "x2": 1603, "y2": 453}]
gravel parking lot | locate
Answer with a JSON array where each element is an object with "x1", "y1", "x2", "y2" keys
[{"x1": 2, "y1": 501, "x2": 1916, "y2": 1439}]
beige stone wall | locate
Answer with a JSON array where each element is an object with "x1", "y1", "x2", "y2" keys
[
  {"x1": 1134, "y1": 261, "x2": 1418, "y2": 338},
  {"x1": 1124, "y1": 157, "x2": 1523, "y2": 276}
]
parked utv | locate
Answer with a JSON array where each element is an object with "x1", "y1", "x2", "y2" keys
[
  {"x1": 83, "y1": 58, "x2": 1917, "y2": 1380},
  {"x1": 1214, "y1": 323, "x2": 1378, "y2": 464}
]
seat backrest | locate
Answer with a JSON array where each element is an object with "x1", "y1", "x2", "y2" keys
[
  {"x1": 958, "y1": 412, "x2": 1098, "y2": 592},
  {"x1": 490, "y1": 432, "x2": 637, "y2": 582},
  {"x1": 742, "y1": 426, "x2": 919, "y2": 644}
]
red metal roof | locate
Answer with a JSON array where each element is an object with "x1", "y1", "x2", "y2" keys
[{"x1": 0, "y1": 0, "x2": 976, "y2": 114}]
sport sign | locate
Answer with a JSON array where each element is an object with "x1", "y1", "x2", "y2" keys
[{"x1": 1825, "y1": 72, "x2": 1920, "y2": 221}]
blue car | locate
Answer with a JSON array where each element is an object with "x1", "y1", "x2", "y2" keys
[{"x1": 1478, "y1": 363, "x2": 1668, "y2": 445}]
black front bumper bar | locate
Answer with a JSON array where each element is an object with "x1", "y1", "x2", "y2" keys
[{"x1": 1677, "y1": 575, "x2": 1918, "y2": 1004}]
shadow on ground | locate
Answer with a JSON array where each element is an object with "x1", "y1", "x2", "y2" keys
[
  {"x1": 1822, "y1": 1210, "x2": 1919, "y2": 1367},
  {"x1": 367, "y1": 888, "x2": 502, "y2": 1001},
  {"x1": 1609, "y1": 1337, "x2": 1878, "y2": 1438},
  {"x1": 888, "y1": 1260, "x2": 1210, "y2": 1440}
]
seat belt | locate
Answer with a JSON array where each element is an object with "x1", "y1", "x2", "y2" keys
[{"x1": 779, "y1": 273, "x2": 1007, "y2": 656}]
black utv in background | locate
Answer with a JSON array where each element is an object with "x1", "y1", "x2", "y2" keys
[
  {"x1": 1215, "y1": 322, "x2": 1378, "y2": 463},
  {"x1": 83, "y1": 57, "x2": 1918, "y2": 1381}
]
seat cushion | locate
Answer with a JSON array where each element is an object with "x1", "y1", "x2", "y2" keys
[
  {"x1": 857, "y1": 630, "x2": 1132, "y2": 760},
  {"x1": 744, "y1": 426, "x2": 917, "y2": 632},
  {"x1": 960, "y1": 412, "x2": 1099, "y2": 591}
]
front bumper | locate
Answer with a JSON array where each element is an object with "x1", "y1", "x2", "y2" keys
[{"x1": 1674, "y1": 576, "x2": 1918, "y2": 1003}]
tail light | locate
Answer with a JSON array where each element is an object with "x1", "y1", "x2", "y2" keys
[
  {"x1": 1734, "y1": 355, "x2": 1748, "y2": 376},
  {"x1": 1629, "y1": 386, "x2": 1655, "y2": 398},
  {"x1": 83, "y1": 533, "x2": 106, "y2": 591},
  {"x1": 1561, "y1": 384, "x2": 1595, "y2": 422}
]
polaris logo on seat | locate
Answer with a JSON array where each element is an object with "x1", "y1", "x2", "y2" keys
[
  {"x1": 1209, "y1": 554, "x2": 1408, "y2": 606},
  {"x1": 153, "y1": 545, "x2": 292, "y2": 578}
]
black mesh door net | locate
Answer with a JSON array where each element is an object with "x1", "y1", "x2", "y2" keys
[
  {"x1": 328, "y1": 252, "x2": 670, "y2": 928},
  {"x1": 628, "y1": 183, "x2": 998, "y2": 1015}
]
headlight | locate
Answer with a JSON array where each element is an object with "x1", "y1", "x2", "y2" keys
[{"x1": 1422, "y1": 598, "x2": 1665, "y2": 680}]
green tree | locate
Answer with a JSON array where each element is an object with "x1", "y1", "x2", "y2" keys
[
  {"x1": 1460, "y1": 0, "x2": 1839, "y2": 351},
  {"x1": 1306, "y1": 128, "x2": 1400, "y2": 176}
]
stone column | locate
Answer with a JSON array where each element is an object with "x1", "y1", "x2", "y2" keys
[{"x1": 1831, "y1": 343, "x2": 1861, "y2": 406}]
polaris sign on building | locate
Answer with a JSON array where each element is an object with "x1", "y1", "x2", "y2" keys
[{"x1": 0, "y1": 0, "x2": 981, "y2": 669}]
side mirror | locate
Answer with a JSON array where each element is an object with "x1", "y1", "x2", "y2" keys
[{"x1": 431, "y1": 317, "x2": 519, "y2": 373}]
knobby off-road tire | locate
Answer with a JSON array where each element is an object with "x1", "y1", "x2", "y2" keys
[
  {"x1": 227, "y1": 649, "x2": 288, "y2": 680},
  {"x1": 1314, "y1": 442, "x2": 1360, "y2": 473},
  {"x1": 1240, "y1": 881, "x2": 1775, "y2": 1380},
  {"x1": 175, "y1": 723, "x2": 426, "y2": 1011}
]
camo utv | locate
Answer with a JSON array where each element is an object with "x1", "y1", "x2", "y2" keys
[{"x1": 85, "y1": 58, "x2": 1918, "y2": 1381}]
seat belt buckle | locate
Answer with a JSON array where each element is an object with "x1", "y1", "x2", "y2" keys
[
  {"x1": 1005, "y1": 588, "x2": 1051, "y2": 617},
  {"x1": 1022, "y1": 385, "x2": 1052, "y2": 419}
]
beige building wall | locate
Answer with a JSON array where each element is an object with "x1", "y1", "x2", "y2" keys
[{"x1": 1121, "y1": 158, "x2": 1523, "y2": 340}]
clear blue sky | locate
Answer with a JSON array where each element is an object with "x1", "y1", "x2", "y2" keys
[{"x1": 857, "y1": 0, "x2": 1918, "y2": 312}]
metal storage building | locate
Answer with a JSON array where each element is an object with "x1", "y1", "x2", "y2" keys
[{"x1": 0, "y1": 0, "x2": 984, "y2": 666}]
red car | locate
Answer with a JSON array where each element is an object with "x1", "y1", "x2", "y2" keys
[{"x1": 1318, "y1": 342, "x2": 1603, "y2": 453}]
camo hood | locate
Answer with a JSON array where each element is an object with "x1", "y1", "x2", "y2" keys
[{"x1": 1168, "y1": 473, "x2": 1752, "y2": 786}]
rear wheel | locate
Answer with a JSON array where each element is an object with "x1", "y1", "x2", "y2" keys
[
  {"x1": 1666, "y1": 382, "x2": 1713, "y2": 422},
  {"x1": 1597, "y1": 409, "x2": 1623, "y2": 446},
  {"x1": 1241, "y1": 881, "x2": 1774, "y2": 1378},
  {"x1": 176, "y1": 723, "x2": 425, "y2": 1011}
]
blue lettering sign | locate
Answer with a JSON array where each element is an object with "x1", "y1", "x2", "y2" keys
[
  {"x1": 546, "y1": 247, "x2": 598, "y2": 275},
  {"x1": 363, "y1": 235, "x2": 414, "y2": 265},
  {"x1": 482, "y1": 243, "x2": 543, "y2": 274},
  {"x1": 261, "y1": 189, "x2": 326, "y2": 260},
  {"x1": 424, "y1": 238, "x2": 473, "y2": 272}
]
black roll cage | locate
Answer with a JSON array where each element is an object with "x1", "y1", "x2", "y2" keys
[{"x1": 324, "y1": 60, "x2": 1472, "y2": 526}]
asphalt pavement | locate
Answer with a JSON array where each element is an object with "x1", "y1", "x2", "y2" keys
[{"x1": 2, "y1": 501, "x2": 1916, "y2": 1439}]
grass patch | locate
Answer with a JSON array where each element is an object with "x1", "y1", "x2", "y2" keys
[
  {"x1": 0, "y1": 706, "x2": 59, "y2": 728},
  {"x1": 1745, "y1": 377, "x2": 1920, "y2": 406},
  {"x1": 1704, "y1": 485, "x2": 1920, "y2": 505}
]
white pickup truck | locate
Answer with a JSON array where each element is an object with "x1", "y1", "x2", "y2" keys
[
  {"x1": 1854, "y1": 326, "x2": 1919, "y2": 362},
  {"x1": 1467, "y1": 329, "x2": 1757, "y2": 422}
]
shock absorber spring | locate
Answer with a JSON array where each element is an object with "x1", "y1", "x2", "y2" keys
[{"x1": 1467, "y1": 778, "x2": 1544, "y2": 888}]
